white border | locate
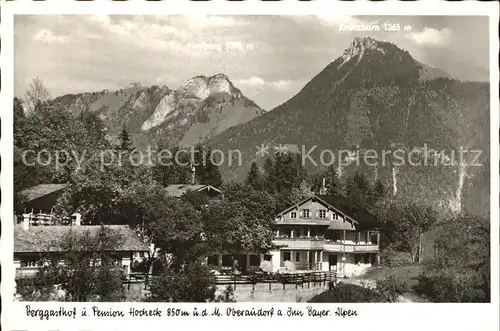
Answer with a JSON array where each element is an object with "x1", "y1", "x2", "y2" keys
[{"x1": 1, "y1": 1, "x2": 499, "y2": 331}]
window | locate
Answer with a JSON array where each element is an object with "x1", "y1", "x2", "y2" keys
[
  {"x1": 290, "y1": 211, "x2": 297, "y2": 219},
  {"x1": 331, "y1": 232, "x2": 341, "y2": 241},
  {"x1": 319, "y1": 210, "x2": 327, "y2": 219},
  {"x1": 250, "y1": 255, "x2": 260, "y2": 266},
  {"x1": 207, "y1": 255, "x2": 218, "y2": 266},
  {"x1": 355, "y1": 255, "x2": 362, "y2": 264},
  {"x1": 301, "y1": 209, "x2": 310, "y2": 218},
  {"x1": 222, "y1": 255, "x2": 233, "y2": 267},
  {"x1": 295, "y1": 252, "x2": 300, "y2": 262},
  {"x1": 283, "y1": 252, "x2": 291, "y2": 261}
]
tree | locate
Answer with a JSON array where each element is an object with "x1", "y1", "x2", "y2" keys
[
  {"x1": 202, "y1": 182, "x2": 277, "y2": 254},
  {"x1": 245, "y1": 162, "x2": 263, "y2": 190},
  {"x1": 414, "y1": 214, "x2": 489, "y2": 302},
  {"x1": 382, "y1": 200, "x2": 437, "y2": 262},
  {"x1": 24, "y1": 76, "x2": 51, "y2": 113},
  {"x1": 53, "y1": 152, "x2": 155, "y2": 226},
  {"x1": 17, "y1": 226, "x2": 126, "y2": 302},
  {"x1": 311, "y1": 164, "x2": 342, "y2": 195},
  {"x1": 153, "y1": 145, "x2": 192, "y2": 186},
  {"x1": 118, "y1": 124, "x2": 133, "y2": 152},
  {"x1": 147, "y1": 197, "x2": 204, "y2": 269},
  {"x1": 15, "y1": 101, "x2": 102, "y2": 186},
  {"x1": 193, "y1": 144, "x2": 222, "y2": 187},
  {"x1": 262, "y1": 152, "x2": 306, "y2": 195}
]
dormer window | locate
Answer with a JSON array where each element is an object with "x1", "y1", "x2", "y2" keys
[
  {"x1": 319, "y1": 210, "x2": 327, "y2": 219},
  {"x1": 301, "y1": 209, "x2": 310, "y2": 218},
  {"x1": 290, "y1": 211, "x2": 297, "y2": 219}
]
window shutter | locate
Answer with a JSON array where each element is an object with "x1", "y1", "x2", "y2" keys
[{"x1": 315, "y1": 210, "x2": 319, "y2": 218}]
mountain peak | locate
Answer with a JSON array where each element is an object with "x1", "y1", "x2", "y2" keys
[
  {"x1": 343, "y1": 37, "x2": 387, "y2": 59},
  {"x1": 209, "y1": 73, "x2": 230, "y2": 80},
  {"x1": 181, "y1": 73, "x2": 239, "y2": 99}
]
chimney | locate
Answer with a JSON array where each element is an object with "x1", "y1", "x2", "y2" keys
[
  {"x1": 71, "y1": 212, "x2": 82, "y2": 226},
  {"x1": 22, "y1": 214, "x2": 31, "y2": 230},
  {"x1": 319, "y1": 177, "x2": 327, "y2": 195},
  {"x1": 191, "y1": 165, "x2": 196, "y2": 185}
]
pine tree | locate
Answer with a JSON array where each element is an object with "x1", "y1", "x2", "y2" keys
[
  {"x1": 193, "y1": 145, "x2": 222, "y2": 187},
  {"x1": 325, "y1": 165, "x2": 342, "y2": 195},
  {"x1": 245, "y1": 162, "x2": 262, "y2": 190},
  {"x1": 263, "y1": 157, "x2": 276, "y2": 193},
  {"x1": 118, "y1": 124, "x2": 133, "y2": 151}
]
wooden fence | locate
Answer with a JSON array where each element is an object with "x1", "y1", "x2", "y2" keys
[{"x1": 124, "y1": 271, "x2": 338, "y2": 292}]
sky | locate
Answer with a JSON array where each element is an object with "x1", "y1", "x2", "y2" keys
[{"x1": 14, "y1": 15, "x2": 489, "y2": 110}]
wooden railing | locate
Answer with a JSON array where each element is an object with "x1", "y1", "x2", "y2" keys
[
  {"x1": 16, "y1": 213, "x2": 72, "y2": 226},
  {"x1": 136, "y1": 271, "x2": 338, "y2": 292},
  {"x1": 279, "y1": 262, "x2": 322, "y2": 271},
  {"x1": 213, "y1": 271, "x2": 337, "y2": 290}
]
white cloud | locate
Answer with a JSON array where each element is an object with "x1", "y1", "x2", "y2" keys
[
  {"x1": 185, "y1": 15, "x2": 241, "y2": 28},
  {"x1": 33, "y1": 29, "x2": 69, "y2": 44},
  {"x1": 238, "y1": 76, "x2": 266, "y2": 86},
  {"x1": 408, "y1": 27, "x2": 452, "y2": 47},
  {"x1": 238, "y1": 77, "x2": 294, "y2": 91},
  {"x1": 84, "y1": 16, "x2": 187, "y2": 52},
  {"x1": 271, "y1": 80, "x2": 294, "y2": 90}
]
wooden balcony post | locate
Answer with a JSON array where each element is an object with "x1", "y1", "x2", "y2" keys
[
  {"x1": 306, "y1": 250, "x2": 310, "y2": 270},
  {"x1": 376, "y1": 231, "x2": 380, "y2": 245}
]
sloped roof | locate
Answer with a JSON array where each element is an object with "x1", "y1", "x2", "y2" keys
[
  {"x1": 165, "y1": 184, "x2": 221, "y2": 198},
  {"x1": 14, "y1": 225, "x2": 150, "y2": 253},
  {"x1": 277, "y1": 194, "x2": 380, "y2": 230},
  {"x1": 318, "y1": 195, "x2": 380, "y2": 229},
  {"x1": 19, "y1": 183, "x2": 68, "y2": 202}
]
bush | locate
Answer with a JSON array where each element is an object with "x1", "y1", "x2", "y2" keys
[
  {"x1": 215, "y1": 285, "x2": 235, "y2": 302},
  {"x1": 414, "y1": 268, "x2": 488, "y2": 302},
  {"x1": 309, "y1": 283, "x2": 385, "y2": 303},
  {"x1": 376, "y1": 275, "x2": 409, "y2": 302},
  {"x1": 147, "y1": 261, "x2": 218, "y2": 302},
  {"x1": 414, "y1": 214, "x2": 490, "y2": 303}
]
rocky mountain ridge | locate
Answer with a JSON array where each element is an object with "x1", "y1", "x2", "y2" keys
[{"x1": 52, "y1": 74, "x2": 264, "y2": 148}]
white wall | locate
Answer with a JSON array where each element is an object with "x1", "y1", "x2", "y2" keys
[{"x1": 269, "y1": 249, "x2": 281, "y2": 272}]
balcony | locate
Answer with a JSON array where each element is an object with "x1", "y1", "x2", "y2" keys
[
  {"x1": 15, "y1": 267, "x2": 41, "y2": 279},
  {"x1": 273, "y1": 237, "x2": 324, "y2": 250},
  {"x1": 353, "y1": 244, "x2": 379, "y2": 252},
  {"x1": 324, "y1": 240, "x2": 379, "y2": 253}
]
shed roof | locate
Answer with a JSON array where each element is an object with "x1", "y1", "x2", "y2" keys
[
  {"x1": 14, "y1": 224, "x2": 150, "y2": 253},
  {"x1": 165, "y1": 184, "x2": 221, "y2": 198},
  {"x1": 19, "y1": 183, "x2": 68, "y2": 202}
]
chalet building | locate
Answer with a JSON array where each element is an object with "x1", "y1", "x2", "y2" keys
[
  {"x1": 14, "y1": 213, "x2": 150, "y2": 292},
  {"x1": 269, "y1": 195, "x2": 381, "y2": 275}
]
